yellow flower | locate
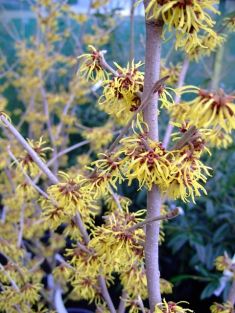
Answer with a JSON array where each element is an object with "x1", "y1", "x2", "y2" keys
[
  {"x1": 19, "y1": 137, "x2": 51, "y2": 176},
  {"x1": 169, "y1": 102, "x2": 191, "y2": 123},
  {"x1": 82, "y1": 122, "x2": 114, "y2": 151},
  {"x1": 120, "y1": 264, "x2": 148, "y2": 299},
  {"x1": 223, "y1": 16, "x2": 235, "y2": 32},
  {"x1": 146, "y1": 0, "x2": 219, "y2": 33},
  {"x1": 161, "y1": 62, "x2": 182, "y2": 86},
  {"x1": 205, "y1": 128, "x2": 233, "y2": 149},
  {"x1": 158, "y1": 86, "x2": 176, "y2": 109},
  {"x1": 77, "y1": 45, "x2": 108, "y2": 81},
  {"x1": 89, "y1": 209, "x2": 145, "y2": 273},
  {"x1": 41, "y1": 200, "x2": 68, "y2": 230},
  {"x1": 120, "y1": 265, "x2": 173, "y2": 300},
  {"x1": 69, "y1": 275, "x2": 102, "y2": 304},
  {"x1": 16, "y1": 182, "x2": 37, "y2": 201},
  {"x1": 53, "y1": 264, "x2": 73, "y2": 284},
  {"x1": 88, "y1": 153, "x2": 124, "y2": 196},
  {"x1": 160, "y1": 278, "x2": 173, "y2": 294},
  {"x1": 98, "y1": 61, "x2": 144, "y2": 123},
  {"x1": 125, "y1": 297, "x2": 145, "y2": 313},
  {"x1": 165, "y1": 148, "x2": 211, "y2": 203},
  {"x1": 77, "y1": 154, "x2": 92, "y2": 167},
  {"x1": 46, "y1": 172, "x2": 98, "y2": 217},
  {"x1": 154, "y1": 299, "x2": 194, "y2": 313},
  {"x1": 20, "y1": 282, "x2": 42, "y2": 304},
  {"x1": 66, "y1": 244, "x2": 100, "y2": 278},
  {"x1": 145, "y1": 0, "x2": 219, "y2": 54},
  {"x1": 119, "y1": 132, "x2": 173, "y2": 190},
  {"x1": 210, "y1": 302, "x2": 234, "y2": 313},
  {"x1": 188, "y1": 33, "x2": 226, "y2": 61},
  {"x1": 104, "y1": 194, "x2": 132, "y2": 212},
  {"x1": 91, "y1": 0, "x2": 109, "y2": 9},
  {"x1": 186, "y1": 89, "x2": 235, "y2": 132},
  {"x1": 214, "y1": 254, "x2": 232, "y2": 272}
]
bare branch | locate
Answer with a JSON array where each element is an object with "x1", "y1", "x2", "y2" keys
[
  {"x1": 98, "y1": 275, "x2": 116, "y2": 313},
  {"x1": 0, "y1": 115, "x2": 59, "y2": 185},
  {"x1": 128, "y1": 208, "x2": 179, "y2": 232}
]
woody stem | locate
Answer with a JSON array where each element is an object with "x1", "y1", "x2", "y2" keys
[{"x1": 142, "y1": 1, "x2": 163, "y2": 310}]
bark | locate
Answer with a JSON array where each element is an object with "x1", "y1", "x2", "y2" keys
[{"x1": 142, "y1": 2, "x2": 163, "y2": 310}]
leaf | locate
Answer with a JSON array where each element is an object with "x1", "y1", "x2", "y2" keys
[
  {"x1": 168, "y1": 234, "x2": 188, "y2": 253},
  {"x1": 200, "y1": 281, "x2": 220, "y2": 300},
  {"x1": 213, "y1": 224, "x2": 229, "y2": 243},
  {"x1": 171, "y1": 274, "x2": 212, "y2": 284}
]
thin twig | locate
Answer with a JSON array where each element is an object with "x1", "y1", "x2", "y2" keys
[
  {"x1": 118, "y1": 290, "x2": 128, "y2": 313},
  {"x1": 137, "y1": 295, "x2": 146, "y2": 313},
  {"x1": 55, "y1": 254, "x2": 75, "y2": 271},
  {"x1": 0, "y1": 115, "x2": 59, "y2": 184},
  {"x1": 171, "y1": 126, "x2": 198, "y2": 150},
  {"x1": 162, "y1": 57, "x2": 190, "y2": 148},
  {"x1": 98, "y1": 275, "x2": 116, "y2": 313},
  {"x1": 108, "y1": 187, "x2": 123, "y2": 211},
  {"x1": 74, "y1": 213, "x2": 90, "y2": 245},
  {"x1": 47, "y1": 140, "x2": 89, "y2": 167},
  {"x1": 100, "y1": 52, "x2": 119, "y2": 76},
  {"x1": 54, "y1": 285, "x2": 68, "y2": 313},
  {"x1": 7, "y1": 147, "x2": 50, "y2": 200},
  {"x1": 40, "y1": 80, "x2": 58, "y2": 174},
  {"x1": 17, "y1": 204, "x2": 25, "y2": 248},
  {"x1": 55, "y1": 93, "x2": 75, "y2": 140},
  {"x1": 128, "y1": 208, "x2": 179, "y2": 232}
]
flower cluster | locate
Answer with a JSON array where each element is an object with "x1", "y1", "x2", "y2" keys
[
  {"x1": 44, "y1": 172, "x2": 99, "y2": 221},
  {"x1": 87, "y1": 153, "x2": 124, "y2": 197},
  {"x1": 89, "y1": 208, "x2": 145, "y2": 272},
  {"x1": 210, "y1": 302, "x2": 234, "y2": 313},
  {"x1": 161, "y1": 62, "x2": 182, "y2": 86},
  {"x1": 145, "y1": 0, "x2": 219, "y2": 53},
  {"x1": 19, "y1": 137, "x2": 52, "y2": 176},
  {"x1": 117, "y1": 126, "x2": 211, "y2": 203},
  {"x1": 118, "y1": 132, "x2": 173, "y2": 190},
  {"x1": 223, "y1": 16, "x2": 235, "y2": 33},
  {"x1": 99, "y1": 61, "x2": 144, "y2": 124},
  {"x1": 81, "y1": 121, "x2": 114, "y2": 151},
  {"x1": 214, "y1": 254, "x2": 234, "y2": 272},
  {"x1": 77, "y1": 45, "x2": 108, "y2": 81},
  {"x1": 170, "y1": 87, "x2": 235, "y2": 148},
  {"x1": 154, "y1": 299, "x2": 194, "y2": 313},
  {"x1": 188, "y1": 33, "x2": 226, "y2": 62}
]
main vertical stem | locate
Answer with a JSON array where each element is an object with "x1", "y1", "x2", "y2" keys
[{"x1": 142, "y1": 4, "x2": 163, "y2": 311}]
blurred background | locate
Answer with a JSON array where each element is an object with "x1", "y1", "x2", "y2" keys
[{"x1": 0, "y1": 0, "x2": 235, "y2": 312}]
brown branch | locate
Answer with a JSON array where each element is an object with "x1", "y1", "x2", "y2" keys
[
  {"x1": 98, "y1": 275, "x2": 116, "y2": 313},
  {"x1": 172, "y1": 126, "x2": 198, "y2": 150},
  {"x1": 128, "y1": 208, "x2": 179, "y2": 232},
  {"x1": 162, "y1": 57, "x2": 190, "y2": 148},
  {"x1": 0, "y1": 115, "x2": 59, "y2": 185},
  {"x1": 142, "y1": 1, "x2": 164, "y2": 309},
  {"x1": 118, "y1": 290, "x2": 128, "y2": 313},
  {"x1": 99, "y1": 52, "x2": 119, "y2": 77}
]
